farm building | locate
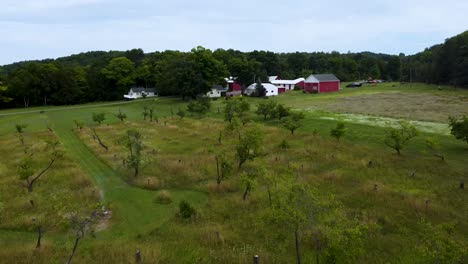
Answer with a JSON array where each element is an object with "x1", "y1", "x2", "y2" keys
[
  {"x1": 271, "y1": 78, "x2": 305, "y2": 92},
  {"x1": 226, "y1": 77, "x2": 242, "y2": 92},
  {"x1": 124, "y1": 87, "x2": 157, "y2": 99},
  {"x1": 268, "y1": 76, "x2": 280, "y2": 82},
  {"x1": 225, "y1": 77, "x2": 243, "y2": 97},
  {"x1": 245, "y1": 83, "x2": 278, "y2": 97},
  {"x1": 206, "y1": 84, "x2": 227, "y2": 98},
  {"x1": 304, "y1": 74, "x2": 340, "y2": 93}
]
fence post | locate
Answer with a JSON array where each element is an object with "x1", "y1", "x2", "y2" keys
[
  {"x1": 253, "y1": 255, "x2": 259, "y2": 264},
  {"x1": 136, "y1": 249, "x2": 141, "y2": 263}
]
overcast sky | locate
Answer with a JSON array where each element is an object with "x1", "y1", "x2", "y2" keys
[{"x1": 1, "y1": 0, "x2": 467, "y2": 65}]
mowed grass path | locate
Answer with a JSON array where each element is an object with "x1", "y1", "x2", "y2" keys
[
  {"x1": 0, "y1": 99, "x2": 206, "y2": 242},
  {"x1": 50, "y1": 111, "x2": 207, "y2": 238}
]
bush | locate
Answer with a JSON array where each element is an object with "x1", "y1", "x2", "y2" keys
[
  {"x1": 156, "y1": 190, "x2": 172, "y2": 204},
  {"x1": 448, "y1": 115, "x2": 468, "y2": 144},
  {"x1": 179, "y1": 200, "x2": 196, "y2": 219},
  {"x1": 279, "y1": 139, "x2": 290, "y2": 149},
  {"x1": 330, "y1": 122, "x2": 346, "y2": 141}
]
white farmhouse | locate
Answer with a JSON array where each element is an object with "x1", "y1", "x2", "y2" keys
[
  {"x1": 206, "y1": 84, "x2": 228, "y2": 98},
  {"x1": 124, "y1": 87, "x2": 157, "y2": 100}
]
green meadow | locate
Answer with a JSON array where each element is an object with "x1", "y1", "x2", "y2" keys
[{"x1": 0, "y1": 83, "x2": 467, "y2": 263}]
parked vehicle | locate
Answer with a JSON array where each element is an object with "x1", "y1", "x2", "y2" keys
[{"x1": 346, "y1": 82, "x2": 362, "y2": 87}]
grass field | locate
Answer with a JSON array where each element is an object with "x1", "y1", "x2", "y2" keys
[{"x1": 0, "y1": 83, "x2": 467, "y2": 263}]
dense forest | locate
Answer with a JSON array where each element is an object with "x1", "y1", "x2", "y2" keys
[{"x1": 0, "y1": 31, "x2": 467, "y2": 108}]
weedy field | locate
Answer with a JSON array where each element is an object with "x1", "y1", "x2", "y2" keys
[{"x1": 0, "y1": 83, "x2": 466, "y2": 263}]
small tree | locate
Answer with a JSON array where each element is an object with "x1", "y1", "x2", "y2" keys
[
  {"x1": 115, "y1": 109, "x2": 127, "y2": 122},
  {"x1": 18, "y1": 140, "x2": 61, "y2": 192},
  {"x1": 282, "y1": 112, "x2": 305, "y2": 135},
  {"x1": 149, "y1": 107, "x2": 155, "y2": 122},
  {"x1": 448, "y1": 115, "x2": 468, "y2": 144},
  {"x1": 92, "y1": 113, "x2": 106, "y2": 125},
  {"x1": 384, "y1": 121, "x2": 418, "y2": 155},
  {"x1": 276, "y1": 104, "x2": 291, "y2": 120},
  {"x1": 256, "y1": 100, "x2": 277, "y2": 120},
  {"x1": 265, "y1": 179, "x2": 319, "y2": 264},
  {"x1": 66, "y1": 213, "x2": 95, "y2": 264},
  {"x1": 124, "y1": 130, "x2": 143, "y2": 177},
  {"x1": 236, "y1": 125, "x2": 263, "y2": 169},
  {"x1": 142, "y1": 106, "x2": 149, "y2": 121},
  {"x1": 176, "y1": 109, "x2": 186, "y2": 119},
  {"x1": 215, "y1": 152, "x2": 233, "y2": 185},
  {"x1": 330, "y1": 122, "x2": 346, "y2": 141},
  {"x1": 179, "y1": 200, "x2": 196, "y2": 219},
  {"x1": 187, "y1": 97, "x2": 211, "y2": 117},
  {"x1": 241, "y1": 166, "x2": 264, "y2": 201},
  {"x1": 15, "y1": 124, "x2": 28, "y2": 146},
  {"x1": 225, "y1": 115, "x2": 243, "y2": 139},
  {"x1": 224, "y1": 98, "x2": 250, "y2": 123}
]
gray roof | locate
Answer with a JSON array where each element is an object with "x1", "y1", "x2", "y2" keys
[
  {"x1": 305, "y1": 75, "x2": 319, "y2": 83},
  {"x1": 131, "y1": 87, "x2": 156, "y2": 93},
  {"x1": 313, "y1": 74, "x2": 340, "y2": 82},
  {"x1": 212, "y1": 84, "x2": 228, "y2": 91}
]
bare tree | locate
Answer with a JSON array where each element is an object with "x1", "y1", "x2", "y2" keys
[
  {"x1": 18, "y1": 140, "x2": 61, "y2": 192},
  {"x1": 31, "y1": 218, "x2": 42, "y2": 248},
  {"x1": 66, "y1": 213, "x2": 95, "y2": 264},
  {"x1": 115, "y1": 108, "x2": 127, "y2": 122},
  {"x1": 91, "y1": 128, "x2": 108, "y2": 151},
  {"x1": 15, "y1": 123, "x2": 27, "y2": 146}
]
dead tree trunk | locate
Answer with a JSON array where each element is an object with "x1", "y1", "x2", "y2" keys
[
  {"x1": 134, "y1": 166, "x2": 139, "y2": 177},
  {"x1": 253, "y1": 255, "x2": 259, "y2": 264},
  {"x1": 66, "y1": 236, "x2": 81, "y2": 264},
  {"x1": 243, "y1": 185, "x2": 251, "y2": 201},
  {"x1": 91, "y1": 129, "x2": 108, "y2": 151},
  {"x1": 216, "y1": 156, "x2": 221, "y2": 185},
  {"x1": 36, "y1": 226, "x2": 42, "y2": 248},
  {"x1": 26, "y1": 158, "x2": 57, "y2": 193},
  {"x1": 295, "y1": 228, "x2": 301, "y2": 264}
]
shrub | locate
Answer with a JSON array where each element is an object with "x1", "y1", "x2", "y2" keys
[
  {"x1": 448, "y1": 115, "x2": 468, "y2": 144},
  {"x1": 156, "y1": 190, "x2": 172, "y2": 204},
  {"x1": 179, "y1": 200, "x2": 196, "y2": 219},
  {"x1": 279, "y1": 139, "x2": 290, "y2": 149},
  {"x1": 330, "y1": 122, "x2": 346, "y2": 141}
]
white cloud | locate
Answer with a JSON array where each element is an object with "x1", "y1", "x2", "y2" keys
[{"x1": 0, "y1": 0, "x2": 467, "y2": 64}]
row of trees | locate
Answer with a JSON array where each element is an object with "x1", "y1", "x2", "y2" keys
[
  {"x1": 0, "y1": 46, "x2": 406, "y2": 108},
  {"x1": 2, "y1": 31, "x2": 467, "y2": 109},
  {"x1": 401, "y1": 30, "x2": 468, "y2": 86}
]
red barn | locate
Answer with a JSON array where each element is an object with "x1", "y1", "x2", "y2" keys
[
  {"x1": 304, "y1": 74, "x2": 340, "y2": 93},
  {"x1": 226, "y1": 77, "x2": 242, "y2": 92}
]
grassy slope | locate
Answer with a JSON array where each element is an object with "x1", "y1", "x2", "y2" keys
[{"x1": 0, "y1": 84, "x2": 467, "y2": 263}]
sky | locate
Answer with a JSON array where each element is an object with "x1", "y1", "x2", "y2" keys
[{"x1": 1, "y1": 0, "x2": 467, "y2": 65}]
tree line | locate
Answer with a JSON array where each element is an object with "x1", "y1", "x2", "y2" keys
[
  {"x1": 400, "y1": 30, "x2": 468, "y2": 86},
  {"x1": 1, "y1": 30, "x2": 467, "y2": 108}
]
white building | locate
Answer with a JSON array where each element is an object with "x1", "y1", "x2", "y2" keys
[
  {"x1": 206, "y1": 85, "x2": 227, "y2": 98},
  {"x1": 270, "y1": 78, "x2": 305, "y2": 90},
  {"x1": 124, "y1": 87, "x2": 157, "y2": 99},
  {"x1": 245, "y1": 83, "x2": 278, "y2": 97}
]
